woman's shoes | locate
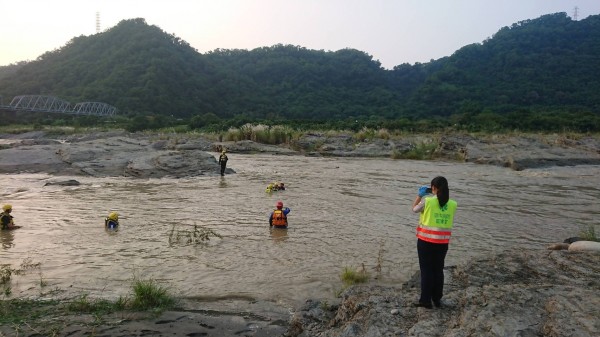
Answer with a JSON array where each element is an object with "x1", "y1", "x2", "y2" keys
[{"x1": 412, "y1": 301, "x2": 433, "y2": 309}]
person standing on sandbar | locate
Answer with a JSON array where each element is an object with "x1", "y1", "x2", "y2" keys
[{"x1": 411, "y1": 176, "x2": 458, "y2": 309}]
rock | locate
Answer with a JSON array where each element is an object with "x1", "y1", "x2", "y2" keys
[
  {"x1": 214, "y1": 140, "x2": 298, "y2": 155},
  {"x1": 547, "y1": 243, "x2": 570, "y2": 250},
  {"x1": 44, "y1": 179, "x2": 81, "y2": 186},
  {"x1": 567, "y1": 240, "x2": 600, "y2": 252},
  {"x1": 563, "y1": 237, "x2": 582, "y2": 243},
  {"x1": 0, "y1": 134, "x2": 226, "y2": 178},
  {"x1": 151, "y1": 140, "x2": 168, "y2": 150}
]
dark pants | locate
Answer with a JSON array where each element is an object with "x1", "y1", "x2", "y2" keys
[
  {"x1": 220, "y1": 163, "x2": 226, "y2": 176},
  {"x1": 417, "y1": 239, "x2": 448, "y2": 305}
]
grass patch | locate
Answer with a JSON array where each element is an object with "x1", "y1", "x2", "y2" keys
[
  {"x1": 0, "y1": 298, "x2": 62, "y2": 325},
  {"x1": 63, "y1": 278, "x2": 175, "y2": 315},
  {"x1": 0, "y1": 124, "x2": 37, "y2": 134},
  {"x1": 340, "y1": 265, "x2": 369, "y2": 287},
  {"x1": 130, "y1": 279, "x2": 175, "y2": 311},
  {"x1": 579, "y1": 224, "x2": 599, "y2": 242},
  {"x1": 66, "y1": 293, "x2": 119, "y2": 314},
  {"x1": 0, "y1": 277, "x2": 176, "y2": 336}
]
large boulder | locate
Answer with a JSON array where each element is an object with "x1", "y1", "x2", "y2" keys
[{"x1": 568, "y1": 240, "x2": 600, "y2": 252}]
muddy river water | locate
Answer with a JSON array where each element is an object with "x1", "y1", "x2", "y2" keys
[{"x1": 1, "y1": 154, "x2": 598, "y2": 309}]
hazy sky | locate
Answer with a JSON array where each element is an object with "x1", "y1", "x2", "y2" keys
[{"x1": 1, "y1": 0, "x2": 598, "y2": 69}]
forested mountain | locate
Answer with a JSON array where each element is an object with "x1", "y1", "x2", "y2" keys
[
  {"x1": 0, "y1": 13, "x2": 599, "y2": 125},
  {"x1": 410, "y1": 13, "x2": 600, "y2": 117},
  {"x1": 0, "y1": 19, "x2": 214, "y2": 117}
]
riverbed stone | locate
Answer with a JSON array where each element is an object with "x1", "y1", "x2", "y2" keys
[
  {"x1": 1, "y1": 131, "x2": 599, "y2": 177},
  {"x1": 568, "y1": 240, "x2": 600, "y2": 252}
]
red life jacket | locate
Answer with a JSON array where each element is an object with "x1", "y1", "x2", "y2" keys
[{"x1": 271, "y1": 209, "x2": 287, "y2": 226}]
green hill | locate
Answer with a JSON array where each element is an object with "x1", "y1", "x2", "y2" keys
[
  {"x1": 410, "y1": 13, "x2": 600, "y2": 116},
  {"x1": 0, "y1": 13, "x2": 599, "y2": 130}
]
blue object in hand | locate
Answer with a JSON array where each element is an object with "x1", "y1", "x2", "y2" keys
[{"x1": 418, "y1": 186, "x2": 429, "y2": 197}]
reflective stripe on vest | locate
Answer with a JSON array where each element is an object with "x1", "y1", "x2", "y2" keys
[
  {"x1": 417, "y1": 197, "x2": 457, "y2": 244},
  {"x1": 417, "y1": 225, "x2": 452, "y2": 244},
  {"x1": 272, "y1": 209, "x2": 287, "y2": 226}
]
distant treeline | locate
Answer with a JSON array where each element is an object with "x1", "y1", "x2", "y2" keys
[
  {"x1": 1, "y1": 12, "x2": 599, "y2": 133},
  {"x1": 2, "y1": 108, "x2": 598, "y2": 134}
]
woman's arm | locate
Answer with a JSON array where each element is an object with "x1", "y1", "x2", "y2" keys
[{"x1": 412, "y1": 197, "x2": 425, "y2": 213}]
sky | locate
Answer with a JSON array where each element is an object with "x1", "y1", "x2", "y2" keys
[{"x1": 1, "y1": 0, "x2": 599, "y2": 69}]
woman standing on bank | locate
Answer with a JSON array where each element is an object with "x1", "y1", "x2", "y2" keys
[{"x1": 412, "y1": 176, "x2": 458, "y2": 309}]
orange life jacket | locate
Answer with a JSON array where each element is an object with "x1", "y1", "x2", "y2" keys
[{"x1": 271, "y1": 209, "x2": 287, "y2": 226}]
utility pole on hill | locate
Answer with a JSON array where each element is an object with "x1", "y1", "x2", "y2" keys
[
  {"x1": 96, "y1": 11, "x2": 101, "y2": 33},
  {"x1": 573, "y1": 6, "x2": 579, "y2": 21}
]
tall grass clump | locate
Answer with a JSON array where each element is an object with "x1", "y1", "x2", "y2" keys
[
  {"x1": 222, "y1": 124, "x2": 295, "y2": 145},
  {"x1": 392, "y1": 141, "x2": 438, "y2": 160},
  {"x1": 354, "y1": 128, "x2": 391, "y2": 142},
  {"x1": 253, "y1": 126, "x2": 294, "y2": 144},
  {"x1": 131, "y1": 279, "x2": 175, "y2": 311}
]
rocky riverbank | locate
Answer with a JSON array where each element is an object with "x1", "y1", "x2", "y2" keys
[
  {"x1": 1, "y1": 248, "x2": 597, "y2": 336},
  {"x1": 288, "y1": 248, "x2": 599, "y2": 337},
  {"x1": 1, "y1": 131, "x2": 599, "y2": 177}
]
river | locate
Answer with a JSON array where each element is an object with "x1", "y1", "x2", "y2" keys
[{"x1": 1, "y1": 154, "x2": 598, "y2": 309}]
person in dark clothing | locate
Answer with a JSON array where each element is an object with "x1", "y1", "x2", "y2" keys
[
  {"x1": 1, "y1": 204, "x2": 16, "y2": 230},
  {"x1": 218, "y1": 150, "x2": 228, "y2": 176},
  {"x1": 411, "y1": 176, "x2": 458, "y2": 309}
]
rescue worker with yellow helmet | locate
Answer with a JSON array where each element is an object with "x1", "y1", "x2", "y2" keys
[
  {"x1": 1, "y1": 204, "x2": 16, "y2": 230},
  {"x1": 105, "y1": 211, "x2": 119, "y2": 230},
  {"x1": 266, "y1": 182, "x2": 286, "y2": 193},
  {"x1": 266, "y1": 183, "x2": 275, "y2": 193},
  {"x1": 269, "y1": 201, "x2": 291, "y2": 229}
]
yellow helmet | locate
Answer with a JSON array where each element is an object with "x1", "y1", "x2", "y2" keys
[
  {"x1": 108, "y1": 212, "x2": 119, "y2": 220},
  {"x1": 222, "y1": 149, "x2": 226, "y2": 154},
  {"x1": 2, "y1": 204, "x2": 12, "y2": 211}
]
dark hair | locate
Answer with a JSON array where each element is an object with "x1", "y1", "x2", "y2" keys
[{"x1": 431, "y1": 176, "x2": 450, "y2": 208}]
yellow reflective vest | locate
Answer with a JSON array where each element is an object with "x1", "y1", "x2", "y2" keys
[{"x1": 417, "y1": 196, "x2": 457, "y2": 244}]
